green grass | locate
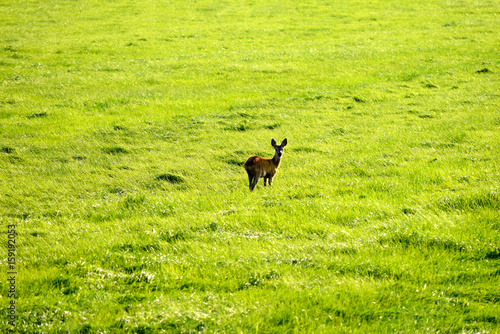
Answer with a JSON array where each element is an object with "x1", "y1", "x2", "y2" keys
[{"x1": 1, "y1": 0, "x2": 499, "y2": 332}]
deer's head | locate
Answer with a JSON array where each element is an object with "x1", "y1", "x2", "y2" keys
[{"x1": 271, "y1": 138, "x2": 287, "y2": 158}]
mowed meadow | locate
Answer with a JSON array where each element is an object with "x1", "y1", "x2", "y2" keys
[{"x1": 1, "y1": 0, "x2": 499, "y2": 332}]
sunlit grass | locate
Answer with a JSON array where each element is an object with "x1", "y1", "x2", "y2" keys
[{"x1": 1, "y1": 0, "x2": 499, "y2": 332}]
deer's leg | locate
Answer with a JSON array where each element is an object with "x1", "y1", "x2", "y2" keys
[
  {"x1": 250, "y1": 176, "x2": 260, "y2": 191},
  {"x1": 263, "y1": 177, "x2": 268, "y2": 186},
  {"x1": 268, "y1": 177, "x2": 273, "y2": 186},
  {"x1": 247, "y1": 174, "x2": 253, "y2": 190}
]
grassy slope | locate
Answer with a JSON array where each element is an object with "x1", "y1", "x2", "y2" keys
[{"x1": 1, "y1": 0, "x2": 499, "y2": 332}]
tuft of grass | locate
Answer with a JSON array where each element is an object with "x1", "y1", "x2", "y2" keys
[
  {"x1": 438, "y1": 191, "x2": 499, "y2": 212},
  {"x1": 26, "y1": 112, "x2": 48, "y2": 119},
  {"x1": 1, "y1": 146, "x2": 14, "y2": 154},
  {"x1": 155, "y1": 173, "x2": 184, "y2": 184},
  {"x1": 476, "y1": 68, "x2": 491, "y2": 74},
  {"x1": 102, "y1": 146, "x2": 129, "y2": 155}
]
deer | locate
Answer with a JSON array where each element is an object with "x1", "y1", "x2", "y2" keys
[{"x1": 244, "y1": 139, "x2": 287, "y2": 191}]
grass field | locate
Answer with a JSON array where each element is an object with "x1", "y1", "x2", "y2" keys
[{"x1": 1, "y1": 0, "x2": 499, "y2": 332}]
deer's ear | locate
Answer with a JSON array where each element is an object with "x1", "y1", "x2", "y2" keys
[
  {"x1": 281, "y1": 138, "x2": 287, "y2": 147},
  {"x1": 271, "y1": 139, "x2": 277, "y2": 147}
]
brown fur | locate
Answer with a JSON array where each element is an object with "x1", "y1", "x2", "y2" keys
[{"x1": 244, "y1": 139, "x2": 287, "y2": 191}]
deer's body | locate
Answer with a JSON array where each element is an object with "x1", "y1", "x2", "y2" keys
[{"x1": 244, "y1": 139, "x2": 287, "y2": 191}]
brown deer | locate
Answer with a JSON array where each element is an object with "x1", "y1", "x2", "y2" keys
[{"x1": 244, "y1": 139, "x2": 287, "y2": 191}]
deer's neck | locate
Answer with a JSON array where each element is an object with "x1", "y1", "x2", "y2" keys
[{"x1": 272, "y1": 154, "x2": 281, "y2": 168}]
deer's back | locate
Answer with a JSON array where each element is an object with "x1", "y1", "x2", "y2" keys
[{"x1": 244, "y1": 156, "x2": 276, "y2": 175}]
